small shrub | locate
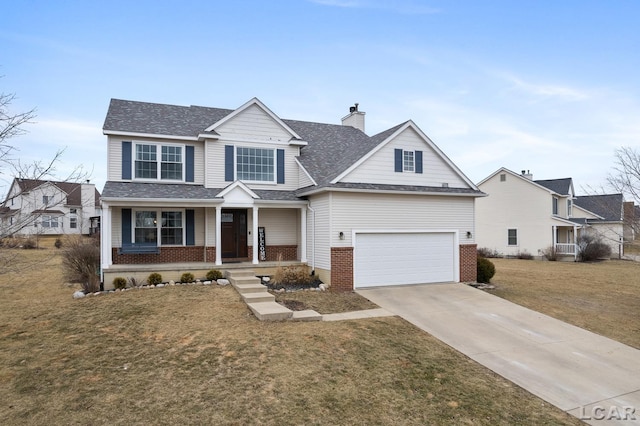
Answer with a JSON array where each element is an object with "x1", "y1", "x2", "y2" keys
[
  {"x1": 477, "y1": 247, "x2": 500, "y2": 258},
  {"x1": 577, "y1": 234, "x2": 612, "y2": 262},
  {"x1": 61, "y1": 236, "x2": 101, "y2": 293},
  {"x1": 54, "y1": 238, "x2": 63, "y2": 249},
  {"x1": 180, "y1": 272, "x2": 195, "y2": 283},
  {"x1": 206, "y1": 269, "x2": 223, "y2": 281},
  {"x1": 477, "y1": 257, "x2": 496, "y2": 284},
  {"x1": 516, "y1": 250, "x2": 533, "y2": 260},
  {"x1": 147, "y1": 272, "x2": 163, "y2": 286},
  {"x1": 113, "y1": 277, "x2": 127, "y2": 290},
  {"x1": 272, "y1": 265, "x2": 314, "y2": 286},
  {"x1": 542, "y1": 246, "x2": 558, "y2": 261},
  {"x1": 22, "y1": 238, "x2": 37, "y2": 249}
]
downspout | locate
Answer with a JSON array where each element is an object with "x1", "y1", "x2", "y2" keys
[{"x1": 307, "y1": 204, "x2": 315, "y2": 275}]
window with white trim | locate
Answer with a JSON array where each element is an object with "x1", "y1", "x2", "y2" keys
[
  {"x1": 42, "y1": 215, "x2": 59, "y2": 228},
  {"x1": 507, "y1": 229, "x2": 518, "y2": 246},
  {"x1": 43, "y1": 195, "x2": 52, "y2": 205},
  {"x1": 70, "y1": 217, "x2": 77, "y2": 229},
  {"x1": 403, "y1": 150, "x2": 415, "y2": 172},
  {"x1": 567, "y1": 199, "x2": 572, "y2": 217},
  {"x1": 134, "y1": 210, "x2": 184, "y2": 245},
  {"x1": 552, "y1": 197, "x2": 559, "y2": 215},
  {"x1": 135, "y1": 143, "x2": 183, "y2": 181},
  {"x1": 236, "y1": 147, "x2": 274, "y2": 182}
]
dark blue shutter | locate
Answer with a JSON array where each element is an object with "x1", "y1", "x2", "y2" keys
[
  {"x1": 122, "y1": 141, "x2": 132, "y2": 179},
  {"x1": 122, "y1": 209, "x2": 132, "y2": 245},
  {"x1": 415, "y1": 150, "x2": 423, "y2": 174},
  {"x1": 186, "y1": 209, "x2": 195, "y2": 246},
  {"x1": 394, "y1": 149, "x2": 403, "y2": 172},
  {"x1": 277, "y1": 149, "x2": 285, "y2": 184},
  {"x1": 225, "y1": 145, "x2": 234, "y2": 181},
  {"x1": 185, "y1": 146, "x2": 194, "y2": 182}
]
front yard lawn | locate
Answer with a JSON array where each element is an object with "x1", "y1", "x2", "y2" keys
[
  {"x1": 0, "y1": 248, "x2": 581, "y2": 425},
  {"x1": 489, "y1": 258, "x2": 640, "y2": 349}
]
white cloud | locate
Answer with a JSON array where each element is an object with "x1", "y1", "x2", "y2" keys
[{"x1": 498, "y1": 72, "x2": 590, "y2": 102}]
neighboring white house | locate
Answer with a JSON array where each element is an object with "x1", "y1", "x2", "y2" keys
[
  {"x1": 100, "y1": 98, "x2": 485, "y2": 290},
  {"x1": 0, "y1": 178, "x2": 101, "y2": 237},
  {"x1": 475, "y1": 167, "x2": 627, "y2": 259}
]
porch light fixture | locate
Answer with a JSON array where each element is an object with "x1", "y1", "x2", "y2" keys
[
  {"x1": 339, "y1": 231, "x2": 345, "y2": 240},
  {"x1": 466, "y1": 231, "x2": 472, "y2": 238}
]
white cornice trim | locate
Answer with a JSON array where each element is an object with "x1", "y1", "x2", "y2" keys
[
  {"x1": 216, "y1": 180, "x2": 260, "y2": 199},
  {"x1": 103, "y1": 130, "x2": 198, "y2": 141},
  {"x1": 294, "y1": 158, "x2": 318, "y2": 187},
  {"x1": 297, "y1": 186, "x2": 485, "y2": 198}
]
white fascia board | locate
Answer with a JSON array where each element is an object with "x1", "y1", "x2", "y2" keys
[
  {"x1": 294, "y1": 157, "x2": 318, "y2": 187},
  {"x1": 296, "y1": 186, "x2": 485, "y2": 198},
  {"x1": 103, "y1": 130, "x2": 198, "y2": 141},
  {"x1": 551, "y1": 216, "x2": 584, "y2": 226},
  {"x1": 100, "y1": 197, "x2": 223, "y2": 207},
  {"x1": 201, "y1": 135, "x2": 307, "y2": 146},
  {"x1": 254, "y1": 200, "x2": 308, "y2": 208},
  {"x1": 216, "y1": 180, "x2": 260, "y2": 199},
  {"x1": 204, "y1": 97, "x2": 303, "y2": 140},
  {"x1": 479, "y1": 167, "x2": 567, "y2": 196}
]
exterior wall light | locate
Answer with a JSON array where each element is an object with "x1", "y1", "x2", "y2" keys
[
  {"x1": 339, "y1": 231, "x2": 345, "y2": 240},
  {"x1": 466, "y1": 231, "x2": 472, "y2": 238}
]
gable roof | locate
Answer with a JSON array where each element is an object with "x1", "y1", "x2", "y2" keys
[
  {"x1": 103, "y1": 98, "x2": 484, "y2": 197},
  {"x1": 574, "y1": 194, "x2": 624, "y2": 221},
  {"x1": 534, "y1": 178, "x2": 573, "y2": 196},
  {"x1": 7, "y1": 178, "x2": 101, "y2": 207}
]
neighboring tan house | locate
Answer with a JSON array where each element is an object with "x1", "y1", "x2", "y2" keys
[
  {"x1": 476, "y1": 168, "x2": 627, "y2": 259},
  {"x1": 100, "y1": 98, "x2": 484, "y2": 290},
  {"x1": 0, "y1": 178, "x2": 101, "y2": 237}
]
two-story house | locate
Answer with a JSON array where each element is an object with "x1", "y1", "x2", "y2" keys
[
  {"x1": 476, "y1": 167, "x2": 626, "y2": 259},
  {"x1": 101, "y1": 98, "x2": 484, "y2": 290},
  {"x1": 0, "y1": 178, "x2": 101, "y2": 237}
]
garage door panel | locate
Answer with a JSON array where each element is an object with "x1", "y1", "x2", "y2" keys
[{"x1": 354, "y1": 232, "x2": 455, "y2": 288}]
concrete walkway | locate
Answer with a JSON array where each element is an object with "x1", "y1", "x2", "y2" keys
[{"x1": 358, "y1": 283, "x2": 640, "y2": 425}]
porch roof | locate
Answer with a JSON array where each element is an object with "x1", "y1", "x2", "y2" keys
[{"x1": 101, "y1": 181, "x2": 305, "y2": 203}]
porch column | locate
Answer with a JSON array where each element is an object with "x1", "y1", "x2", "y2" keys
[
  {"x1": 100, "y1": 203, "x2": 112, "y2": 280},
  {"x1": 573, "y1": 225, "x2": 578, "y2": 260},
  {"x1": 552, "y1": 225, "x2": 557, "y2": 249},
  {"x1": 215, "y1": 206, "x2": 222, "y2": 265},
  {"x1": 300, "y1": 207, "x2": 307, "y2": 262},
  {"x1": 252, "y1": 207, "x2": 259, "y2": 264}
]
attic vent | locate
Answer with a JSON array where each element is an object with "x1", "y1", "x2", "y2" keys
[
  {"x1": 500, "y1": 174, "x2": 506, "y2": 182},
  {"x1": 442, "y1": 183, "x2": 449, "y2": 188}
]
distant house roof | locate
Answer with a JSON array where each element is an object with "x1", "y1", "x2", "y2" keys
[
  {"x1": 575, "y1": 194, "x2": 624, "y2": 222},
  {"x1": 534, "y1": 178, "x2": 573, "y2": 195},
  {"x1": 10, "y1": 179, "x2": 101, "y2": 207},
  {"x1": 103, "y1": 99, "x2": 483, "y2": 197}
]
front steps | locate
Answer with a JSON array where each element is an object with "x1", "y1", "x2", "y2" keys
[{"x1": 225, "y1": 269, "x2": 321, "y2": 322}]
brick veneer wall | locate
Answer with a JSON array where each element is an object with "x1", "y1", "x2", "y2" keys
[
  {"x1": 459, "y1": 244, "x2": 477, "y2": 282},
  {"x1": 112, "y1": 246, "x2": 205, "y2": 264},
  {"x1": 330, "y1": 247, "x2": 354, "y2": 292}
]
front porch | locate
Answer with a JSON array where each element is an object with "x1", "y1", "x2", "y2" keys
[{"x1": 102, "y1": 259, "x2": 309, "y2": 290}]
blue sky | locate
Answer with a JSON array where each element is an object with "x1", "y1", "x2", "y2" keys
[{"x1": 2, "y1": 0, "x2": 639, "y2": 195}]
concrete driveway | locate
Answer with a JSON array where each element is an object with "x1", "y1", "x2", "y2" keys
[{"x1": 358, "y1": 283, "x2": 640, "y2": 425}]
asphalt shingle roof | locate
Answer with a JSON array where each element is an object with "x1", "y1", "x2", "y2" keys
[
  {"x1": 575, "y1": 194, "x2": 624, "y2": 221},
  {"x1": 11, "y1": 179, "x2": 101, "y2": 207},
  {"x1": 534, "y1": 178, "x2": 573, "y2": 195},
  {"x1": 103, "y1": 98, "x2": 483, "y2": 198}
]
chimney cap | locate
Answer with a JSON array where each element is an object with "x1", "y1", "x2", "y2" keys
[{"x1": 349, "y1": 103, "x2": 359, "y2": 113}]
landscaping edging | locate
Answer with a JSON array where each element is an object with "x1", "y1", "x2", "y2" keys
[{"x1": 72, "y1": 278, "x2": 231, "y2": 298}]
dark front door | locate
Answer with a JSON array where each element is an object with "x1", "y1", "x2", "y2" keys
[{"x1": 221, "y1": 209, "x2": 248, "y2": 259}]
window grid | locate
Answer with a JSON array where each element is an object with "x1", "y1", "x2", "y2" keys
[
  {"x1": 161, "y1": 211, "x2": 183, "y2": 245},
  {"x1": 237, "y1": 147, "x2": 274, "y2": 182},
  {"x1": 70, "y1": 217, "x2": 77, "y2": 229},
  {"x1": 508, "y1": 229, "x2": 518, "y2": 246},
  {"x1": 161, "y1": 146, "x2": 183, "y2": 180},
  {"x1": 135, "y1": 144, "x2": 157, "y2": 179},
  {"x1": 42, "y1": 215, "x2": 59, "y2": 228},
  {"x1": 134, "y1": 211, "x2": 157, "y2": 243},
  {"x1": 403, "y1": 150, "x2": 415, "y2": 172}
]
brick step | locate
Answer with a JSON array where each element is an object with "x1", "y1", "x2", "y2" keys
[{"x1": 247, "y1": 301, "x2": 293, "y2": 321}]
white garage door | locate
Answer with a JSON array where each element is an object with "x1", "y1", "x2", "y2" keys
[{"x1": 354, "y1": 232, "x2": 456, "y2": 288}]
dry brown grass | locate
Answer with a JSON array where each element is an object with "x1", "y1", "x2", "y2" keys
[
  {"x1": 0, "y1": 248, "x2": 581, "y2": 425},
  {"x1": 490, "y1": 258, "x2": 640, "y2": 349},
  {"x1": 274, "y1": 290, "x2": 379, "y2": 314}
]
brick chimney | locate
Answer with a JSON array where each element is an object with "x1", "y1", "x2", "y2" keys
[{"x1": 341, "y1": 103, "x2": 365, "y2": 133}]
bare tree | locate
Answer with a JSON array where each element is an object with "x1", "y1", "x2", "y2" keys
[{"x1": 607, "y1": 147, "x2": 640, "y2": 238}]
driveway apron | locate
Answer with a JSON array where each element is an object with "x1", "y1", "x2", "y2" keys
[{"x1": 358, "y1": 283, "x2": 640, "y2": 425}]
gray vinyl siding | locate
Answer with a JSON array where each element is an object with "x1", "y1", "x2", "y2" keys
[
  {"x1": 258, "y1": 208, "x2": 299, "y2": 245},
  {"x1": 330, "y1": 192, "x2": 474, "y2": 246},
  {"x1": 307, "y1": 193, "x2": 331, "y2": 270},
  {"x1": 215, "y1": 103, "x2": 292, "y2": 142},
  {"x1": 341, "y1": 127, "x2": 468, "y2": 188}
]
